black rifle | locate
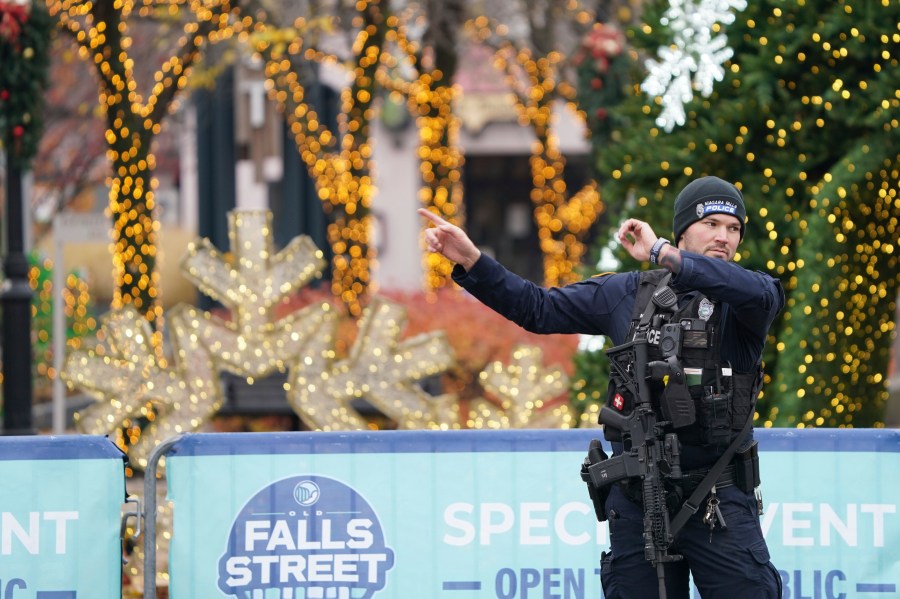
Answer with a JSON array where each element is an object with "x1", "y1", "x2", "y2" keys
[
  {"x1": 595, "y1": 338, "x2": 683, "y2": 597},
  {"x1": 581, "y1": 277, "x2": 691, "y2": 599}
]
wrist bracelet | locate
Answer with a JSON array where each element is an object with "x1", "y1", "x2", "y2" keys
[{"x1": 649, "y1": 238, "x2": 670, "y2": 265}]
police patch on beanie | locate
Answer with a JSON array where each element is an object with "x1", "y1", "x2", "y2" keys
[
  {"x1": 673, "y1": 176, "x2": 746, "y2": 241},
  {"x1": 696, "y1": 198, "x2": 740, "y2": 218}
]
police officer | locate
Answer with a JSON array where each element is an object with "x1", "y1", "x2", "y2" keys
[{"x1": 419, "y1": 176, "x2": 784, "y2": 599}]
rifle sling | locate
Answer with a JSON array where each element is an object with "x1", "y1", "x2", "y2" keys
[{"x1": 670, "y1": 391, "x2": 756, "y2": 537}]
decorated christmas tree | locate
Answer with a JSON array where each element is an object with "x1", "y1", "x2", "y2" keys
[{"x1": 579, "y1": 0, "x2": 900, "y2": 427}]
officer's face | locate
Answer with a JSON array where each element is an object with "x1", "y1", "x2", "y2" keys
[{"x1": 677, "y1": 214, "x2": 742, "y2": 261}]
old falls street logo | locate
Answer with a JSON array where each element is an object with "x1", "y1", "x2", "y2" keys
[
  {"x1": 218, "y1": 475, "x2": 396, "y2": 598},
  {"x1": 294, "y1": 481, "x2": 321, "y2": 506}
]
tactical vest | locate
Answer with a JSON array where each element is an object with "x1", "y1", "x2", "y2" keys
[{"x1": 611, "y1": 269, "x2": 761, "y2": 449}]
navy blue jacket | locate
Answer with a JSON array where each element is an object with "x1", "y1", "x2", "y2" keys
[{"x1": 452, "y1": 251, "x2": 784, "y2": 375}]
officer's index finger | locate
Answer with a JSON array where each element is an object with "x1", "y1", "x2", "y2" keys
[{"x1": 418, "y1": 208, "x2": 449, "y2": 228}]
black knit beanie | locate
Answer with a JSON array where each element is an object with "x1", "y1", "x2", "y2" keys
[{"x1": 672, "y1": 176, "x2": 746, "y2": 242}]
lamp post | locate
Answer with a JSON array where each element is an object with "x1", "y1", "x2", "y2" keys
[
  {"x1": 1, "y1": 157, "x2": 34, "y2": 435},
  {"x1": 0, "y1": 0, "x2": 51, "y2": 434}
]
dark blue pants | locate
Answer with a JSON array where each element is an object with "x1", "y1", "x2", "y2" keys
[{"x1": 600, "y1": 484, "x2": 782, "y2": 599}]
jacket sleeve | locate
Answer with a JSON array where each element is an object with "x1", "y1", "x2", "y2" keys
[
  {"x1": 673, "y1": 251, "x2": 785, "y2": 336},
  {"x1": 451, "y1": 254, "x2": 636, "y2": 340}
]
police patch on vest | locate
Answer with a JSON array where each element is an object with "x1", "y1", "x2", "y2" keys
[{"x1": 698, "y1": 298, "x2": 715, "y2": 321}]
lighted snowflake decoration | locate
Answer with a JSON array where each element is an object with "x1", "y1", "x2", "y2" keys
[
  {"x1": 287, "y1": 297, "x2": 458, "y2": 431},
  {"x1": 467, "y1": 345, "x2": 575, "y2": 429},
  {"x1": 64, "y1": 305, "x2": 221, "y2": 469},
  {"x1": 64, "y1": 210, "x2": 460, "y2": 466},
  {"x1": 641, "y1": 0, "x2": 747, "y2": 131}
]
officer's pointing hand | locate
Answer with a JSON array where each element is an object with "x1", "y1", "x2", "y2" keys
[{"x1": 418, "y1": 208, "x2": 482, "y2": 271}]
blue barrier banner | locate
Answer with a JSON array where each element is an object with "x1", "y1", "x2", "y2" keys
[
  {"x1": 164, "y1": 429, "x2": 900, "y2": 598},
  {"x1": 0, "y1": 435, "x2": 126, "y2": 598}
]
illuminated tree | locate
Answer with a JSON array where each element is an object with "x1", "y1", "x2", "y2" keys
[
  {"x1": 381, "y1": 0, "x2": 467, "y2": 292},
  {"x1": 47, "y1": 0, "x2": 248, "y2": 335},
  {"x1": 583, "y1": 0, "x2": 900, "y2": 427},
  {"x1": 467, "y1": 0, "x2": 605, "y2": 287},
  {"x1": 248, "y1": 0, "x2": 387, "y2": 317}
]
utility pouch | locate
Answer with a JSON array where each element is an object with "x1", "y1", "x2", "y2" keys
[
  {"x1": 660, "y1": 361, "x2": 696, "y2": 429},
  {"x1": 698, "y1": 390, "x2": 732, "y2": 446},
  {"x1": 733, "y1": 440, "x2": 760, "y2": 493},
  {"x1": 581, "y1": 439, "x2": 612, "y2": 522}
]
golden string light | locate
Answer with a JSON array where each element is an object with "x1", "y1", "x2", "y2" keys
[
  {"x1": 468, "y1": 15, "x2": 603, "y2": 287},
  {"x1": 744, "y1": 5, "x2": 898, "y2": 429},
  {"x1": 774, "y1": 158, "x2": 899, "y2": 429},
  {"x1": 29, "y1": 257, "x2": 97, "y2": 383},
  {"x1": 414, "y1": 80, "x2": 466, "y2": 292}
]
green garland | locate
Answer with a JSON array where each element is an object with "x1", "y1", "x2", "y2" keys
[{"x1": 0, "y1": 0, "x2": 52, "y2": 168}]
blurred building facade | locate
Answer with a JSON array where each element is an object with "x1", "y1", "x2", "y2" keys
[{"x1": 180, "y1": 57, "x2": 591, "y2": 293}]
